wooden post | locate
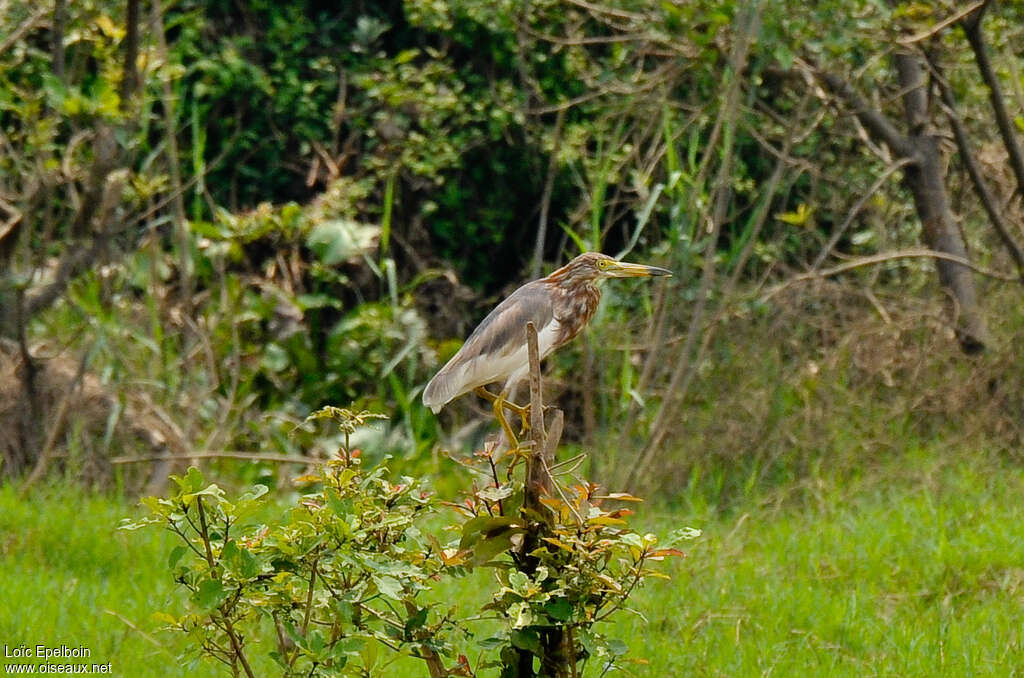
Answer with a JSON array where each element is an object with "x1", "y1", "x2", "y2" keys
[
  {"x1": 523, "y1": 322, "x2": 568, "y2": 677},
  {"x1": 525, "y1": 322, "x2": 560, "y2": 515}
]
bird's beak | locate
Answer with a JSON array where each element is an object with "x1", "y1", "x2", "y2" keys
[{"x1": 607, "y1": 260, "x2": 673, "y2": 278}]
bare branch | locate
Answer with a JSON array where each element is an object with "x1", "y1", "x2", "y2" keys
[
  {"x1": 522, "y1": 24, "x2": 659, "y2": 47},
  {"x1": 929, "y1": 57, "x2": 1024, "y2": 276},
  {"x1": 892, "y1": 52, "x2": 928, "y2": 132},
  {"x1": 897, "y1": 0, "x2": 987, "y2": 45},
  {"x1": 811, "y1": 159, "x2": 913, "y2": 271},
  {"x1": 110, "y1": 450, "x2": 323, "y2": 464},
  {"x1": 531, "y1": 108, "x2": 565, "y2": 279},
  {"x1": 812, "y1": 68, "x2": 916, "y2": 159},
  {"x1": 763, "y1": 248, "x2": 1018, "y2": 302},
  {"x1": 626, "y1": 5, "x2": 761, "y2": 490},
  {"x1": 960, "y1": 8, "x2": 1024, "y2": 198},
  {"x1": 563, "y1": 0, "x2": 644, "y2": 21},
  {"x1": 0, "y1": 5, "x2": 48, "y2": 57},
  {"x1": 25, "y1": 165, "x2": 126, "y2": 317},
  {"x1": 150, "y1": 0, "x2": 194, "y2": 313}
]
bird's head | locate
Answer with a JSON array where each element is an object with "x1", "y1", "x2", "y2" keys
[{"x1": 554, "y1": 252, "x2": 672, "y2": 284}]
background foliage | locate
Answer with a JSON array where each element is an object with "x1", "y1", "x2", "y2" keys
[
  {"x1": 5, "y1": 1, "x2": 1022, "y2": 487},
  {"x1": 3, "y1": 0, "x2": 1024, "y2": 673}
]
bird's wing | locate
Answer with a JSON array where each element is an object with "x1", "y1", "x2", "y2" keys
[{"x1": 422, "y1": 282, "x2": 556, "y2": 412}]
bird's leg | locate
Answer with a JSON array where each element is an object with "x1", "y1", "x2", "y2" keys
[
  {"x1": 473, "y1": 386, "x2": 530, "y2": 426},
  {"x1": 501, "y1": 380, "x2": 531, "y2": 426},
  {"x1": 475, "y1": 387, "x2": 520, "y2": 450},
  {"x1": 495, "y1": 395, "x2": 522, "y2": 451},
  {"x1": 493, "y1": 391, "x2": 532, "y2": 477}
]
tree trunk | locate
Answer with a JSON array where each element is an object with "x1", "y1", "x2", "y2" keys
[
  {"x1": 52, "y1": 0, "x2": 66, "y2": 82},
  {"x1": 893, "y1": 52, "x2": 989, "y2": 352},
  {"x1": 120, "y1": 0, "x2": 141, "y2": 106},
  {"x1": 815, "y1": 51, "x2": 991, "y2": 353}
]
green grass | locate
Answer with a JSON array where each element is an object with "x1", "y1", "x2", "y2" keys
[
  {"x1": 625, "y1": 448, "x2": 1024, "y2": 676},
  {"x1": 0, "y1": 485, "x2": 206, "y2": 676},
  {"x1": 3, "y1": 446, "x2": 1023, "y2": 676}
]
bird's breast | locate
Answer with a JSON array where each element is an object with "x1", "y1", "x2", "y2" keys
[{"x1": 552, "y1": 285, "x2": 600, "y2": 346}]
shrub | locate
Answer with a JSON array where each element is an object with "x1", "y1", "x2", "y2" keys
[{"x1": 125, "y1": 394, "x2": 698, "y2": 676}]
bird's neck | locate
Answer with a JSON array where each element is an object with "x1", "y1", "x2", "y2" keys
[
  {"x1": 553, "y1": 275, "x2": 598, "y2": 291},
  {"x1": 553, "y1": 278, "x2": 601, "y2": 316}
]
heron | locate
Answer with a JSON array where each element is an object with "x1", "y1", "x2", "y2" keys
[{"x1": 422, "y1": 252, "x2": 671, "y2": 444}]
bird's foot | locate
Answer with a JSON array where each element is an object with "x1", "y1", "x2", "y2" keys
[
  {"x1": 504, "y1": 439, "x2": 534, "y2": 478},
  {"x1": 474, "y1": 387, "x2": 531, "y2": 434},
  {"x1": 501, "y1": 398, "x2": 530, "y2": 421}
]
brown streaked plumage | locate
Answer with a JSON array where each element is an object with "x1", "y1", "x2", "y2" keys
[{"x1": 422, "y1": 252, "x2": 671, "y2": 413}]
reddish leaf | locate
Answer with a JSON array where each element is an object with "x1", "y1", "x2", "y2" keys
[{"x1": 647, "y1": 548, "x2": 687, "y2": 559}]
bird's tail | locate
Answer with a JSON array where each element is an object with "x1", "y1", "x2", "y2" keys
[{"x1": 422, "y1": 368, "x2": 457, "y2": 413}]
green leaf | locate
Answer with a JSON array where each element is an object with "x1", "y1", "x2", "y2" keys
[
  {"x1": 182, "y1": 483, "x2": 225, "y2": 506},
  {"x1": 296, "y1": 293, "x2": 341, "y2": 310},
  {"x1": 372, "y1": 575, "x2": 403, "y2": 601},
  {"x1": 335, "y1": 636, "x2": 365, "y2": 654},
  {"x1": 185, "y1": 466, "x2": 205, "y2": 492},
  {"x1": 118, "y1": 516, "x2": 161, "y2": 531},
  {"x1": 327, "y1": 489, "x2": 353, "y2": 518},
  {"x1": 459, "y1": 515, "x2": 523, "y2": 551},
  {"x1": 221, "y1": 539, "x2": 238, "y2": 561},
  {"x1": 234, "y1": 485, "x2": 269, "y2": 520},
  {"x1": 508, "y1": 571, "x2": 529, "y2": 592},
  {"x1": 394, "y1": 49, "x2": 420, "y2": 65},
  {"x1": 850, "y1": 229, "x2": 874, "y2": 245},
  {"x1": 195, "y1": 579, "x2": 228, "y2": 611},
  {"x1": 172, "y1": 466, "x2": 205, "y2": 493},
  {"x1": 238, "y1": 484, "x2": 269, "y2": 503},
  {"x1": 470, "y1": 532, "x2": 517, "y2": 566},
  {"x1": 307, "y1": 219, "x2": 380, "y2": 265},
  {"x1": 477, "y1": 486, "x2": 513, "y2": 503},
  {"x1": 544, "y1": 598, "x2": 573, "y2": 622},
  {"x1": 282, "y1": 620, "x2": 304, "y2": 647},
  {"x1": 620, "y1": 533, "x2": 644, "y2": 548},
  {"x1": 560, "y1": 223, "x2": 588, "y2": 254},
  {"x1": 510, "y1": 628, "x2": 541, "y2": 654},
  {"x1": 668, "y1": 526, "x2": 702, "y2": 542},
  {"x1": 168, "y1": 545, "x2": 188, "y2": 568},
  {"x1": 260, "y1": 343, "x2": 290, "y2": 372},
  {"x1": 459, "y1": 516, "x2": 492, "y2": 550},
  {"x1": 150, "y1": 611, "x2": 178, "y2": 627},
  {"x1": 238, "y1": 549, "x2": 260, "y2": 578},
  {"x1": 308, "y1": 630, "x2": 325, "y2": 655},
  {"x1": 773, "y1": 44, "x2": 795, "y2": 70},
  {"x1": 774, "y1": 202, "x2": 813, "y2": 226},
  {"x1": 333, "y1": 600, "x2": 356, "y2": 624},
  {"x1": 607, "y1": 638, "x2": 628, "y2": 656},
  {"x1": 478, "y1": 635, "x2": 506, "y2": 650},
  {"x1": 381, "y1": 171, "x2": 396, "y2": 254},
  {"x1": 404, "y1": 606, "x2": 428, "y2": 635},
  {"x1": 222, "y1": 540, "x2": 260, "y2": 579}
]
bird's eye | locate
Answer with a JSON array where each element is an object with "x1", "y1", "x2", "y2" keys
[{"x1": 597, "y1": 259, "x2": 610, "y2": 269}]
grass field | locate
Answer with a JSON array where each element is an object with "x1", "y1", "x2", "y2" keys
[{"x1": 2, "y1": 444, "x2": 1023, "y2": 677}]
